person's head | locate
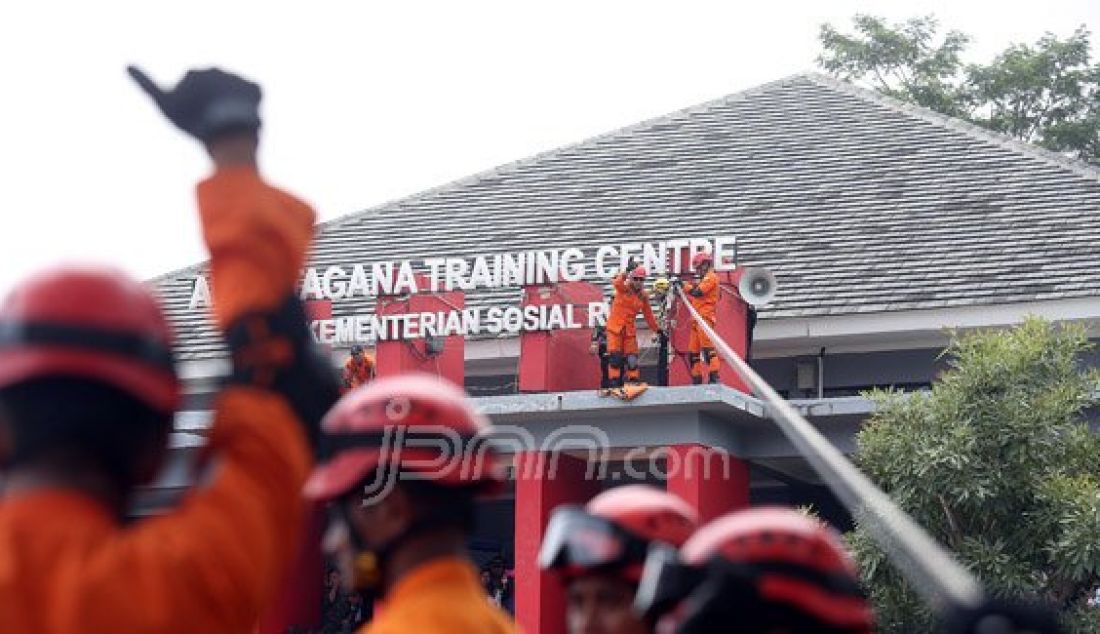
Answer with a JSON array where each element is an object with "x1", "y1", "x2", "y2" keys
[
  {"x1": 488, "y1": 555, "x2": 505, "y2": 577},
  {"x1": 635, "y1": 507, "x2": 873, "y2": 634},
  {"x1": 628, "y1": 267, "x2": 647, "y2": 292},
  {"x1": 540, "y1": 485, "x2": 699, "y2": 634},
  {"x1": 350, "y1": 345, "x2": 364, "y2": 359},
  {"x1": 326, "y1": 568, "x2": 341, "y2": 588},
  {"x1": 305, "y1": 373, "x2": 504, "y2": 594},
  {"x1": 0, "y1": 266, "x2": 179, "y2": 513},
  {"x1": 691, "y1": 252, "x2": 713, "y2": 276}
]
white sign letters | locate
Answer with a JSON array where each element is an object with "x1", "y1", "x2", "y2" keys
[{"x1": 187, "y1": 235, "x2": 736, "y2": 344}]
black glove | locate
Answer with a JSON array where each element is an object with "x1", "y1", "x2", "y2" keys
[
  {"x1": 128, "y1": 65, "x2": 261, "y2": 141},
  {"x1": 689, "y1": 286, "x2": 704, "y2": 298},
  {"x1": 625, "y1": 258, "x2": 639, "y2": 273},
  {"x1": 225, "y1": 294, "x2": 341, "y2": 451}
]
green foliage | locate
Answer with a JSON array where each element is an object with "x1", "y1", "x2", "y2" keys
[
  {"x1": 968, "y1": 27, "x2": 1100, "y2": 161},
  {"x1": 817, "y1": 16, "x2": 1100, "y2": 165},
  {"x1": 818, "y1": 15, "x2": 971, "y2": 117},
  {"x1": 850, "y1": 318, "x2": 1100, "y2": 630}
]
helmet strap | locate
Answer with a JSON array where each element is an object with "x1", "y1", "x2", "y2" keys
[{"x1": 342, "y1": 496, "x2": 471, "y2": 595}]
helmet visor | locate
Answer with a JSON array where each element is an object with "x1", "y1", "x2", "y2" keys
[
  {"x1": 538, "y1": 506, "x2": 647, "y2": 572},
  {"x1": 634, "y1": 542, "x2": 704, "y2": 620}
]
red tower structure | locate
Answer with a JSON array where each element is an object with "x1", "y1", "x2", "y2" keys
[
  {"x1": 518, "y1": 281, "x2": 604, "y2": 392},
  {"x1": 374, "y1": 275, "x2": 466, "y2": 386}
]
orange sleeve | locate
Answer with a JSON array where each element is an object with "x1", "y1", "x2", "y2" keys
[
  {"x1": 641, "y1": 294, "x2": 659, "y2": 332},
  {"x1": 197, "y1": 167, "x2": 316, "y2": 329},
  {"x1": 51, "y1": 169, "x2": 317, "y2": 630},
  {"x1": 57, "y1": 388, "x2": 311, "y2": 632}
]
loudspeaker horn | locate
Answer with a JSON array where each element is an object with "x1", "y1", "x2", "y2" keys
[{"x1": 738, "y1": 267, "x2": 777, "y2": 306}]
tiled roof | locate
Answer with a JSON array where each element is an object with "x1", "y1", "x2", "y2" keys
[{"x1": 152, "y1": 73, "x2": 1100, "y2": 360}]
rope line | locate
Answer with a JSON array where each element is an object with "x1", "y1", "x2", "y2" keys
[{"x1": 674, "y1": 288, "x2": 984, "y2": 615}]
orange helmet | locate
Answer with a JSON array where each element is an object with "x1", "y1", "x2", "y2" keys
[
  {"x1": 629, "y1": 266, "x2": 648, "y2": 280},
  {"x1": 303, "y1": 373, "x2": 503, "y2": 501},
  {"x1": 636, "y1": 507, "x2": 872, "y2": 633},
  {"x1": 691, "y1": 252, "x2": 713, "y2": 270},
  {"x1": 0, "y1": 265, "x2": 178, "y2": 413},
  {"x1": 540, "y1": 485, "x2": 698, "y2": 583}
]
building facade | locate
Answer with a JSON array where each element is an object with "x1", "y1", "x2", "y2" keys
[{"x1": 149, "y1": 73, "x2": 1100, "y2": 632}]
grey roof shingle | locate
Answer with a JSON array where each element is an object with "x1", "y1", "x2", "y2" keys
[{"x1": 152, "y1": 73, "x2": 1100, "y2": 361}]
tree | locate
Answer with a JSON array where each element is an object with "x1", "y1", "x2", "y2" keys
[
  {"x1": 848, "y1": 318, "x2": 1100, "y2": 632},
  {"x1": 818, "y1": 15, "x2": 971, "y2": 117},
  {"x1": 968, "y1": 27, "x2": 1100, "y2": 162},
  {"x1": 817, "y1": 16, "x2": 1100, "y2": 165}
]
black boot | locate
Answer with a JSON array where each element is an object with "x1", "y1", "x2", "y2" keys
[
  {"x1": 691, "y1": 375, "x2": 702, "y2": 385},
  {"x1": 708, "y1": 372, "x2": 719, "y2": 384}
]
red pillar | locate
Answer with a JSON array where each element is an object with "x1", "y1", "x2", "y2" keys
[
  {"x1": 375, "y1": 275, "x2": 465, "y2": 385},
  {"x1": 257, "y1": 504, "x2": 325, "y2": 633},
  {"x1": 514, "y1": 452, "x2": 601, "y2": 634},
  {"x1": 257, "y1": 301, "x2": 331, "y2": 633},
  {"x1": 665, "y1": 444, "x2": 750, "y2": 523}
]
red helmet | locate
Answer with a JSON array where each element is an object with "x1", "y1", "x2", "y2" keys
[
  {"x1": 629, "y1": 266, "x2": 647, "y2": 280},
  {"x1": 691, "y1": 252, "x2": 713, "y2": 270},
  {"x1": 0, "y1": 265, "x2": 178, "y2": 413},
  {"x1": 587, "y1": 485, "x2": 698, "y2": 548},
  {"x1": 303, "y1": 373, "x2": 504, "y2": 501},
  {"x1": 645, "y1": 508, "x2": 871, "y2": 633},
  {"x1": 540, "y1": 485, "x2": 698, "y2": 582}
]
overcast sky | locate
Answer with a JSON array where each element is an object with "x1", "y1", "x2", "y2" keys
[{"x1": 2, "y1": 1, "x2": 1097, "y2": 294}]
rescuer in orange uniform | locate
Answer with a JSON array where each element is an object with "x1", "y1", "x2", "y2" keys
[
  {"x1": 0, "y1": 66, "x2": 340, "y2": 632},
  {"x1": 540, "y1": 485, "x2": 699, "y2": 634},
  {"x1": 684, "y1": 251, "x2": 720, "y2": 384},
  {"x1": 343, "y1": 344, "x2": 376, "y2": 391},
  {"x1": 606, "y1": 261, "x2": 662, "y2": 388},
  {"x1": 305, "y1": 374, "x2": 516, "y2": 633},
  {"x1": 635, "y1": 507, "x2": 874, "y2": 634}
]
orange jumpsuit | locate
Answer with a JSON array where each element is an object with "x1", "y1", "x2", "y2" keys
[
  {"x1": 606, "y1": 273, "x2": 659, "y2": 384},
  {"x1": 0, "y1": 166, "x2": 316, "y2": 633},
  {"x1": 686, "y1": 270, "x2": 720, "y2": 382},
  {"x1": 364, "y1": 557, "x2": 516, "y2": 634},
  {"x1": 343, "y1": 353, "x2": 375, "y2": 391}
]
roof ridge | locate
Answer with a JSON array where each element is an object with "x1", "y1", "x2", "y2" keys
[
  {"x1": 801, "y1": 72, "x2": 1100, "y2": 184},
  {"x1": 146, "y1": 258, "x2": 206, "y2": 286},
  {"x1": 157, "y1": 74, "x2": 812, "y2": 278},
  {"x1": 319, "y1": 72, "x2": 817, "y2": 230},
  {"x1": 153, "y1": 70, "x2": 1100, "y2": 284}
]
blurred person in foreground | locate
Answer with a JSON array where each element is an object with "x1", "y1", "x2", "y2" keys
[
  {"x1": 634, "y1": 507, "x2": 872, "y2": 634},
  {"x1": 0, "y1": 66, "x2": 339, "y2": 631},
  {"x1": 540, "y1": 485, "x2": 699, "y2": 634},
  {"x1": 304, "y1": 373, "x2": 516, "y2": 633}
]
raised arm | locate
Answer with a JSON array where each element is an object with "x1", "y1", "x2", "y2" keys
[{"x1": 65, "y1": 67, "x2": 339, "y2": 632}]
